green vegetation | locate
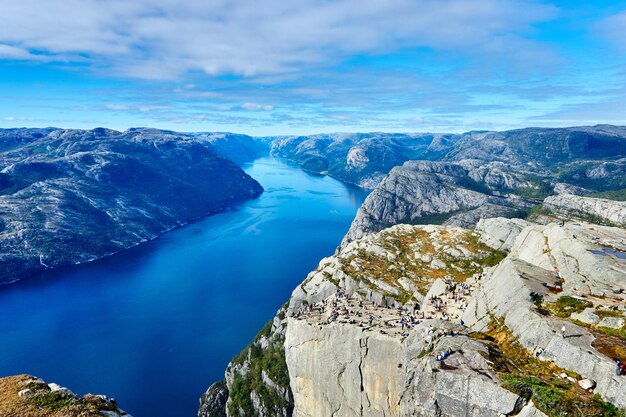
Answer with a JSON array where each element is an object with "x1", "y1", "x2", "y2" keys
[
  {"x1": 322, "y1": 271, "x2": 339, "y2": 286},
  {"x1": 501, "y1": 375, "x2": 624, "y2": 417},
  {"x1": 479, "y1": 318, "x2": 625, "y2": 417},
  {"x1": 457, "y1": 176, "x2": 493, "y2": 195},
  {"x1": 544, "y1": 296, "x2": 593, "y2": 318},
  {"x1": 227, "y1": 339, "x2": 292, "y2": 417},
  {"x1": 515, "y1": 181, "x2": 553, "y2": 199},
  {"x1": 338, "y1": 227, "x2": 506, "y2": 304},
  {"x1": 592, "y1": 188, "x2": 626, "y2": 201},
  {"x1": 558, "y1": 163, "x2": 626, "y2": 192},
  {"x1": 595, "y1": 308, "x2": 624, "y2": 318},
  {"x1": 526, "y1": 204, "x2": 553, "y2": 220},
  {"x1": 228, "y1": 315, "x2": 293, "y2": 417},
  {"x1": 29, "y1": 391, "x2": 76, "y2": 411}
]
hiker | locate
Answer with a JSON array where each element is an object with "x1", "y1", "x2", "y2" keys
[{"x1": 561, "y1": 325, "x2": 566, "y2": 338}]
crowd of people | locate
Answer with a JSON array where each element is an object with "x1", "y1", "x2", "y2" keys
[
  {"x1": 292, "y1": 276, "x2": 481, "y2": 339},
  {"x1": 422, "y1": 276, "x2": 480, "y2": 322}
]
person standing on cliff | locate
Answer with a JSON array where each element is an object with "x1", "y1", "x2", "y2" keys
[{"x1": 561, "y1": 325, "x2": 566, "y2": 338}]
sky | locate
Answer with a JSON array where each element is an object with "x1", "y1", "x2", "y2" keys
[{"x1": 0, "y1": 0, "x2": 625, "y2": 135}]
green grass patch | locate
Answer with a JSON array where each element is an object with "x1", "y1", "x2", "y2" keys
[
  {"x1": 592, "y1": 188, "x2": 626, "y2": 201},
  {"x1": 480, "y1": 318, "x2": 624, "y2": 417},
  {"x1": 545, "y1": 296, "x2": 593, "y2": 318}
]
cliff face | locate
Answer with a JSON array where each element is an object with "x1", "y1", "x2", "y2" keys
[
  {"x1": 543, "y1": 194, "x2": 626, "y2": 227},
  {"x1": 0, "y1": 374, "x2": 131, "y2": 417},
  {"x1": 341, "y1": 160, "x2": 531, "y2": 247},
  {"x1": 202, "y1": 207, "x2": 626, "y2": 417},
  {"x1": 0, "y1": 127, "x2": 263, "y2": 284}
]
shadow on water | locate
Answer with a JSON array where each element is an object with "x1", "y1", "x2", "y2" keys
[{"x1": 0, "y1": 157, "x2": 368, "y2": 417}]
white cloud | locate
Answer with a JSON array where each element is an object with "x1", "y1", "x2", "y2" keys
[
  {"x1": 240, "y1": 103, "x2": 274, "y2": 111},
  {"x1": 0, "y1": 0, "x2": 557, "y2": 79},
  {"x1": 0, "y1": 44, "x2": 45, "y2": 60},
  {"x1": 104, "y1": 104, "x2": 131, "y2": 111},
  {"x1": 597, "y1": 10, "x2": 626, "y2": 51},
  {"x1": 104, "y1": 103, "x2": 171, "y2": 112}
]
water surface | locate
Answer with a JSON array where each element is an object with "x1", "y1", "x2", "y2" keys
[{"x1": 0, "y1": 157, "x2": 367, "y2": 417}]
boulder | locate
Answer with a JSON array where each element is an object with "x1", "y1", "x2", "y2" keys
[
  {"x1": 598, "y1": 317, "x2": 625, "y2": 329},
  {"x1": 578, "y1": 379, "x2": 596, "y2": 390},
  {"x1": 571, "y1": 308, "x2": 600, "y2": 325},
  {"x1": 18, "y1": 388, "x2": 33, "y2": 398}
]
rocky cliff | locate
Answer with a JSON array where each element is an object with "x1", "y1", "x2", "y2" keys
[
  {"x1": 199, "y1": 125, "x2": 626, "y2": 417},
  {"x1": 543, "y1": 194, "x2": 626, "y2": 227},
  {"x1": 464, "y1": 218, "x2": 626, "y2": 410},
  {"x1": 341, "y1": 160, "x2": 531, "y2": 247},
  {"x1": 0, "y1": 374, "x2": 131, "y2": 417},
  {"x1": 0, "y1": 127, "x2": 263, "y2": 284},
  {"x1": 271, "y1": 126, "x2": 626, "y2": 247},
  {"x1": 201, "y1": 206, "x2": 625, "y2": 417}
]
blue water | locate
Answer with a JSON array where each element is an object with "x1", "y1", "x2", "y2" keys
[{"x1": 0, "y1": 157, "x2": 368, "y2": 417}]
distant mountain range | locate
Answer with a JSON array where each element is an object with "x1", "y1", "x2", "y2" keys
[
  {"x1": 269, "y1": 125, "x2": 626, "y2": 192},
  {"x1": 2, "y1": 124, "x2": 626, "y2": 286}
]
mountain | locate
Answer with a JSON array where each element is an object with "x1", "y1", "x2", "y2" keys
[
  {"x1": 200, "y1": 194, "x2": 626, "y2": 417},
  {"x1": 0, "y1": 127, "x2": 263, "y2": 284},
  {"x1": 267, "y1": 126, "x2": 626, "y2": 194},
  {"x1": 193, "y1": 132, "x2": 271, "y2": 165},
  {"x1": 339, "y1": 126, "x2": 626, "y2": 245},
  {"x1": 269, "y1": 133, "x2": 451, "y2": 189},
  {"x1": 340, "y1": 160, "x2": 531, "y2": 247}
]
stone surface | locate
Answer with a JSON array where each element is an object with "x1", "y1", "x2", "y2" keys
[
  {"x1": 570, "y1": 307, "x2": 600, "y2": 325},
  {"x1": 464, "y1": 221, "x2": 626, "y2": 409},
  {"x1": 476, "y1": 217, "x2": 530, "y2": 251},
  {"x1": 198, "y1": 381, "x2": 228, "y2": 417},
  {"x1": 18, "y1": 388, "x2": 32, "y2": 398},
  {"x1": 544, "y1": 194, "x2": 626, "y2": 227},
  {"x1": 578, "y1": 378, "x2": 596, "y2": 390},
  {"x1": 598, "y1": 317, "x2": 625, "y2": 329},
  {"x1": 269, "y1": 133, "x2": 440, "y2": 189},
  {"x1": 341, "y1": 160, "x2": 531, "y2": 247}
]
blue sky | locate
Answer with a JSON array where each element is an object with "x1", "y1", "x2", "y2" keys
[{"x1": 1, "y1": 0, "x2": 625, "y2": 135}]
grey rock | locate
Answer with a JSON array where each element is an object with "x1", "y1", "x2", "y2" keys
[
  {"x1": 198, "y1": 381, "x2": 228, "y2": 417},
  {"x1": 553, "y1": 182, "x2": 591, "y2": 196},
  {"x1": 571, "y1": 308, "x2": 600, "y2": 325},
  {"x1": 476, "y1": 217, "x2": 530, "y2": 251},
  {"x1": 543, "y1": 194, "x2": 626, "y2": 227},
  {"x1": 269, "y1": 132, "x2": 442, "y2": 189},
  {"x1": 465, "y1": 221, "x2": 626, "y2": 409},
  {"x1": 597, "y1": 317, "x2": 625, "y2": 329},
  {"x1": 341, "y1": 160, "x2": 531, "y2": 247},
  {"x1": 18, "y1": 388, "x2": 32, "y2": 398},
  {"x1": 578, "y1": 378, "x2": 596, "y2": 390}
]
